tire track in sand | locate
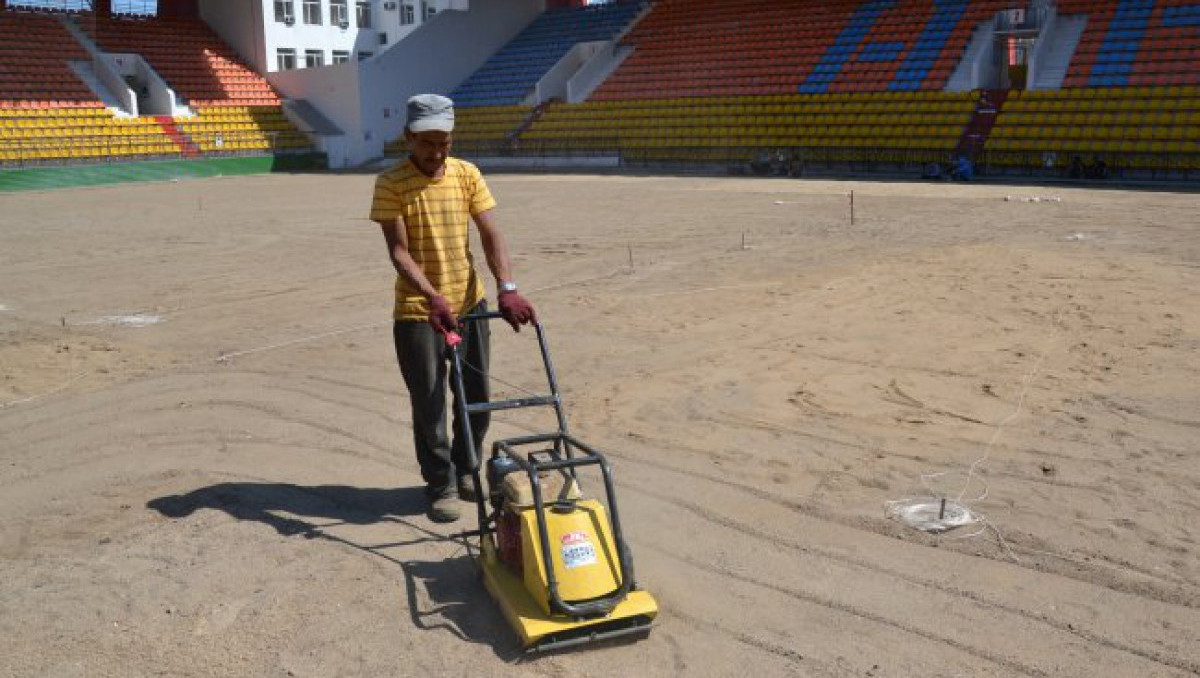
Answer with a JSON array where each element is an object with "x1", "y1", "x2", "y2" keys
[{"x1": 613, "y1": 460, "x2": 1200, "y2": 676}]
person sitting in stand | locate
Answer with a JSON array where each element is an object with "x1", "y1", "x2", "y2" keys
[
  {"x1": 950, "y1": 155, "x2": 974, "y2": 181},
  {"x1": 1068, "y1": 155, "x2": 1085, "y2": 179}
]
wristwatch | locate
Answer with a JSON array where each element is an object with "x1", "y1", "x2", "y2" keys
[{"x1": 499, "y1": 281, "x2": 519, "y2": 294}]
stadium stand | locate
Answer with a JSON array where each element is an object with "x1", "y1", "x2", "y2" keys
[
  {"x1": 6, "y1": 0, "x2": 1200, "y2": 180},
  {"x1": 74, "y1": 14, "x2": 313, "y2": 156},
  {"x1": 984, "y1": 86, "x2": 1200, "y2": 173},
  {"x1": 592, "y1": 0, "x2": 1025, "y2": 99},
  {"x1": 444, "y1": 0, "x2": 1004, "y2": 170},
  {"x1": 449, "y1": 0, "x2": 647, "y2": 107},
  {"x1": 433, "y1": 0, "x2": 1200, "y2": 179},
  {"x1": 0, "y1": 10, "x2": 180, "y2": 165},
  {"x1": 0, "y1": 11, "x2": 97, "y2": 105},
  {"x1": 981, "y1": 0, "x2": 1200, "y2": 175},
  {"x1": 0, "y1": 106, "x2": 179, "y2": 164},
  {"x1": 75, "y1": 14, "x2": 281, "y2": 107},
  {"x1": 1061, "y1": 0, "x2": 1200, "y2": 88},
  {"x1": 0, "y1": 7, "x2": 313, "y2": 167},
  {"x1": 513, "y1": 91, "x2": 977, "y2": 167}
]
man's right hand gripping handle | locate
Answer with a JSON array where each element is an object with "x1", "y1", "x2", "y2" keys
[{"x1": 428, "y1": 295, "x2": 458, "y2": 336}]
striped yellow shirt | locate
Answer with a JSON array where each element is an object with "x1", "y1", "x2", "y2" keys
[{"x1": 370, "y1": 157, "x2": 497, "y2": 321}]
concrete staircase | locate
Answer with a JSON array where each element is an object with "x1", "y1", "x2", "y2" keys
[
  {"x1": 946, "y1": 21, "x2": 996, "y2": 91},
  {"x1": 68, "y1": 60, "x2": 125, "y2": 113},
  {"x1": 955, "y1": 89, "x2": 1009, "y2": 157},
  {"x1": 507, "y1": 99, "x2": 554, "y2": 147},
  {"x1": 153, "y1": 116, "x2": 201, "y2": 157},
  {"x1": 1032, "y1": 14, "x2": 1087, "y2": 90}
]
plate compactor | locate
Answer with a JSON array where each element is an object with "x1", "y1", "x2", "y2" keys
[{"x1": 445, "y1": 312, "x2": 657, "y2": 653}]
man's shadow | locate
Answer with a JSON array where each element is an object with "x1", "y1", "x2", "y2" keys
[
  {"x1": 147, "y1": 482, "x2": 522, "y2": 659},
  {"x1": 148, "y1": 482, "x2": 426, "y2": 536}
]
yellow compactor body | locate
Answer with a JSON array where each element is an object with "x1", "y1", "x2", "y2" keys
[
  {"x1": 479, "y1": 495, "x2": 658, "y2": 651},
  {"x1": 446, "y1": 315, "x2": 657, "y2": 653}
]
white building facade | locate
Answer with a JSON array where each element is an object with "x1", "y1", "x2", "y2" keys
[{"x1": 260, "y1": 0, "x2": 468, "y2": 71}]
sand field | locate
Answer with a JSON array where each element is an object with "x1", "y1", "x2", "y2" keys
[{"x1": 1, "y1": 172, "x2": 1199, "y2": 677}]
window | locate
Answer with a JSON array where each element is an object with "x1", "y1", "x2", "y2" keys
[
  {"x1": 330, "y1": 0, "x2": 348, "y2": 26},
  {"x1": 274, "y1": 0, "x2": 295, "y2": 23},
  {"x1": 305, "y1": 49, "x2": 325, "y2": 68},
  {"x1": 400, "y1": 3, "x2": 414, "y2": 24},
  {"x1": 332, "y1": 50, "x2": 350, "y2": 64},
  {"x1": 422, "y1": 0, "x2": 435, "y2": 21},
  {"x1": 303, "y1": 0, "x2": 321, "y2": 25},
  {"x1": 357, "y1": 51, "x2": 373, "y2": 61},
  {"x1": 276, "y1": 48, "x2": 297, "y2": 71},
  {"x1": 379, "y1": 32, "x2": 388, "y2": 45},
  {"x1": 356, "y1": 0, "x2": 371, "y2": 28}
]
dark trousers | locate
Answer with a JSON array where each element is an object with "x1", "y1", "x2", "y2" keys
[{"x1": 393, "y1": 302, "x2": 490, "y2": 498}]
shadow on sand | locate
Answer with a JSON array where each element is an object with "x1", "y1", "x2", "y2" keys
[{"x1": 147, "y1": 482, "x2": 523, "y2": 659}]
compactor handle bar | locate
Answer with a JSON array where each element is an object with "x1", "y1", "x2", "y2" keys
[{"x1": 444, "y1": 312, "x2": 569, "y2": 440}]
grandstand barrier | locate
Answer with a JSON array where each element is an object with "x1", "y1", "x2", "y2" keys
[
  {"x1": 450, "y1": 138, "x2": 1200, "y2": 182},
  {"x1": 976, "y1": 149, "x2": 1200, "y2": 181},
  {"x1": 0, "y1": 155, "x2": 273, "y2": 192},
  {"x1": 534, "y1": 40, "x2": 607, "y2": 105},
  {"x1": 451, "y1": 138, "x2": 961, "y2": 174},
  {"x1": 0, "y1": 153, "x2": 327, "y2": 192}
]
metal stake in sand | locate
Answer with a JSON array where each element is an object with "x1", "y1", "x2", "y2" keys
[
  {"x1": 627, "y1": 245, "x2": 634, "y2": 272},
  {"x1": 849, "y1": 190, "x2": 855, "y2": 225}
]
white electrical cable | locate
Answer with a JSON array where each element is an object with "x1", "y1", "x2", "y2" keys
[{"x1": 886, "y1": 302, "x2": 1069, "y2": 558}]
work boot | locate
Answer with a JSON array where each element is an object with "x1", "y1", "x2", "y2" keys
[
  {"x1": 457, "y1": 474, "x2": 479, "y2": 502},
  {"x1": 428, "y1": 494, "x2": 461, "y2": 523}
]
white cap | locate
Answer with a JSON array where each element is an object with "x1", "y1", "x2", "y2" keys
[{"x1": 406, "y1": 94, "x2": 455, "y2": 133}]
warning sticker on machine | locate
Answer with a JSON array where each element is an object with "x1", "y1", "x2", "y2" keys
[{"x1": 560, "y1": 531, "x2": 598, "y2": 569}]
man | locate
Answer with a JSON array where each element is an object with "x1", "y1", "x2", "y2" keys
[
  {"x1": 951, "y1": 154, "x2": 974, "y2": 181},
  {"x1": 370, "y1": 94, "x2": 536, "y2": 523}
]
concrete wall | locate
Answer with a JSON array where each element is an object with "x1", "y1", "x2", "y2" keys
[
  {"x1": 356, "y1": 0, "x2": 542, "y2": 161},
  {"x1": 199, "y1": 0, "x2": 462, "y2": 75},
  {"x1": 194, "y1": 0, "x2": 544, "y2": 166},
  {"x1": 534, "y1": 40, "x2": 604, "y2": 104},
  {"x1": 198, "y1": 0, "x2": 266, "y2": 73},
  {"x1": 270, "y1": 60, "x2": 363, "y2": 167},
  {"x1": 265, "y1": 0, "x2": 541, "y2": 166}
]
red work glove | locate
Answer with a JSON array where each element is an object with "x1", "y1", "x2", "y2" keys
[
  {"x1": 428, "y1": 295, "x2": 458, "y2": 336},
  {"x1": 498, "y1": 291, "x2": 536, "y2": 332}
]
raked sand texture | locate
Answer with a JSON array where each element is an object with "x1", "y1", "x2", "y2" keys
[{"x1": 1, "y1": 174, "x2": 1198, "y2": 677}]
